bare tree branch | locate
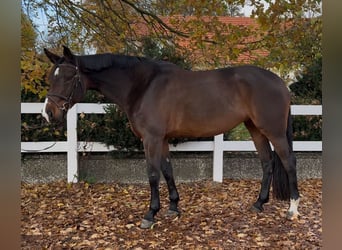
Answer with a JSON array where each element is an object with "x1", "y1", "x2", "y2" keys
[{"x1": 120, "y1": 0, "x2": 190, "y2": 38}]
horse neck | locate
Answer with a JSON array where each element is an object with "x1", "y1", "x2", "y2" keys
[{"x1": 84, "y1": 66, "x2": 153, "y2": 113}]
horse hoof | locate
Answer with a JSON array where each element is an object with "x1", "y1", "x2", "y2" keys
[
  {"x1": 165, "y1": 209, "x2": 180, "y2": 218},
  {"x1": 250, "y1": 204, "x2": 263, "y2": 213},
  {"x1": 286, "y1": 211, "x2": 299, "y2": 221},
  {"x1": 140, "y1": 219, "x2": 155, "y2": 229}
]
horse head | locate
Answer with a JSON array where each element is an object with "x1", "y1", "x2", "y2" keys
[{"x1": 42, "y1": 46, "x2": 85, "y2": 123}]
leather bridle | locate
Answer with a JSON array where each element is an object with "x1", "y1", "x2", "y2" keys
[{"x1": 47, "y1": 64, "x2": 83, "y2": 112}]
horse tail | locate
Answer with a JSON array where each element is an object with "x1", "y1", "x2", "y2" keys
[{"x1": 272, "y1": 108, "x2": 293, "y2": 201}]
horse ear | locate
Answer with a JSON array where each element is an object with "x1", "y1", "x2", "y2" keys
[
  {"x1": 63, "y1": 46, "x2": 76, "y2": 65},
  {"x1": 44, "y1": 48, "x2": 61, "y2": 64}
]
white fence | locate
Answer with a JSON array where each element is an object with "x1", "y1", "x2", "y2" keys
[{"x1": 21, "y1": 103, "x2": 322, "y2": 183}]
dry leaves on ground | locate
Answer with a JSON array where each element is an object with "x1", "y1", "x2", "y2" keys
[{"x1": 21, "y1": 179, "x2": 322, "y2": 249}]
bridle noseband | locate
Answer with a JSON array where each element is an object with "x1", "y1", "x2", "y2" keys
[{"x1": 47, "y1": 64, "x2": 83, "y2": 112}]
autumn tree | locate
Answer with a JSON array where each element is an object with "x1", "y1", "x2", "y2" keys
[
  {"x1": 22, "y1": 1, "x2": 322, "y2": 102},
  {"x1": 249, "y1": 0, "x2": 322, "y2": 80},
  {"x1": 137, "y1": 0, "x2": 244, "y2": 16},
  {"x1": 21, "y1": 9, "x2": 37, "y2": 51},
  {"x1": 21, "y1": 7, "x2": 51, "y2": 101},
  {"x1": 22, "y1": 0, "x2": 256, "y2": 67},
  {"x1": 23, "y1": 0, "x2": 321, "y2": 76}
]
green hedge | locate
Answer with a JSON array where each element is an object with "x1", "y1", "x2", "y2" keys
[{"x1": 290, "y1": 56, "x2": 322, "y2": 142}]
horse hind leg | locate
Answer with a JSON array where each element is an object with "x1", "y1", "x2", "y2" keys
[
  {"x1": 271, "y1": 136, "x2": 300, "y2": 220},
  {"x1": 244, "y1": 120, "x2": 273, "y2": 213}
]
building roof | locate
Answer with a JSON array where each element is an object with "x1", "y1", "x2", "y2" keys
[{"x1": 134, "y1": 16, "x2": 268, "y2": 65}]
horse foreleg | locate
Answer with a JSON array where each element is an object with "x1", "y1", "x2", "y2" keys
[
  {"x1": 141, "y1": 137, "x2": 163, "y2": 229},
  {"x1": 161, "y1": 141, "x2": 180, "y2": 217}
]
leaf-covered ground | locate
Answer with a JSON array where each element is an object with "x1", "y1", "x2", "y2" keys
[{"x1": 21, "y1": 179, "x2": 322, "y2": 249}]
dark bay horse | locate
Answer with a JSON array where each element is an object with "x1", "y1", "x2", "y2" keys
[{"x1": 42, "y1": 46, "x2": 300, "y2": 229}]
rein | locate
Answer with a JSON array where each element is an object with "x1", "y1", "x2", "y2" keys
[{"x1": 47, "y1": 64, "x2": 83, "y2": 112}]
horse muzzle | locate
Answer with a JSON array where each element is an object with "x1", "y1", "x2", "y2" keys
[{"x1": 42, "y1": 98, "x2": 66, "y2": 123}]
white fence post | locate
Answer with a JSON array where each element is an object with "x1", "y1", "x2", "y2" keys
[
  {"x1": 67, "y1": 105, "x2": 78, "y2": 183},
  {"x1": 213, "y1": 134, "x2": 224, "y2": 182}
]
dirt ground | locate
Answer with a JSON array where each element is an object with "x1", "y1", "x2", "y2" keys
[{"x1": 21, "y1": 179, "x2": 322, "y2": 249}]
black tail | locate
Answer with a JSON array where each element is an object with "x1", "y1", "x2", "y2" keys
[{"x1": 272, "y1": 109, "x2": 293, "y2": 201}]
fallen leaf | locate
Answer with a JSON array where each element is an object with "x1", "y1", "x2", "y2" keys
[{"x1": 21, "y1": 179, "x2": 322, "y2": 249}]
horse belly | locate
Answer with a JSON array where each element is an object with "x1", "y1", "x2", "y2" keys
[{"x1": 168, "y1": 108, "x2": 246, "y2": 138}]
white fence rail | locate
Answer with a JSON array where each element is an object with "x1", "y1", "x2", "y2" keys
[{"x1": 21, "y1": 103, "x2": 322, "y2": 183}]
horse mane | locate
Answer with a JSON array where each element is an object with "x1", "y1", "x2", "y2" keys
[{"x1": 77, "y1": 53, "x2": 150, "y2": 72}]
